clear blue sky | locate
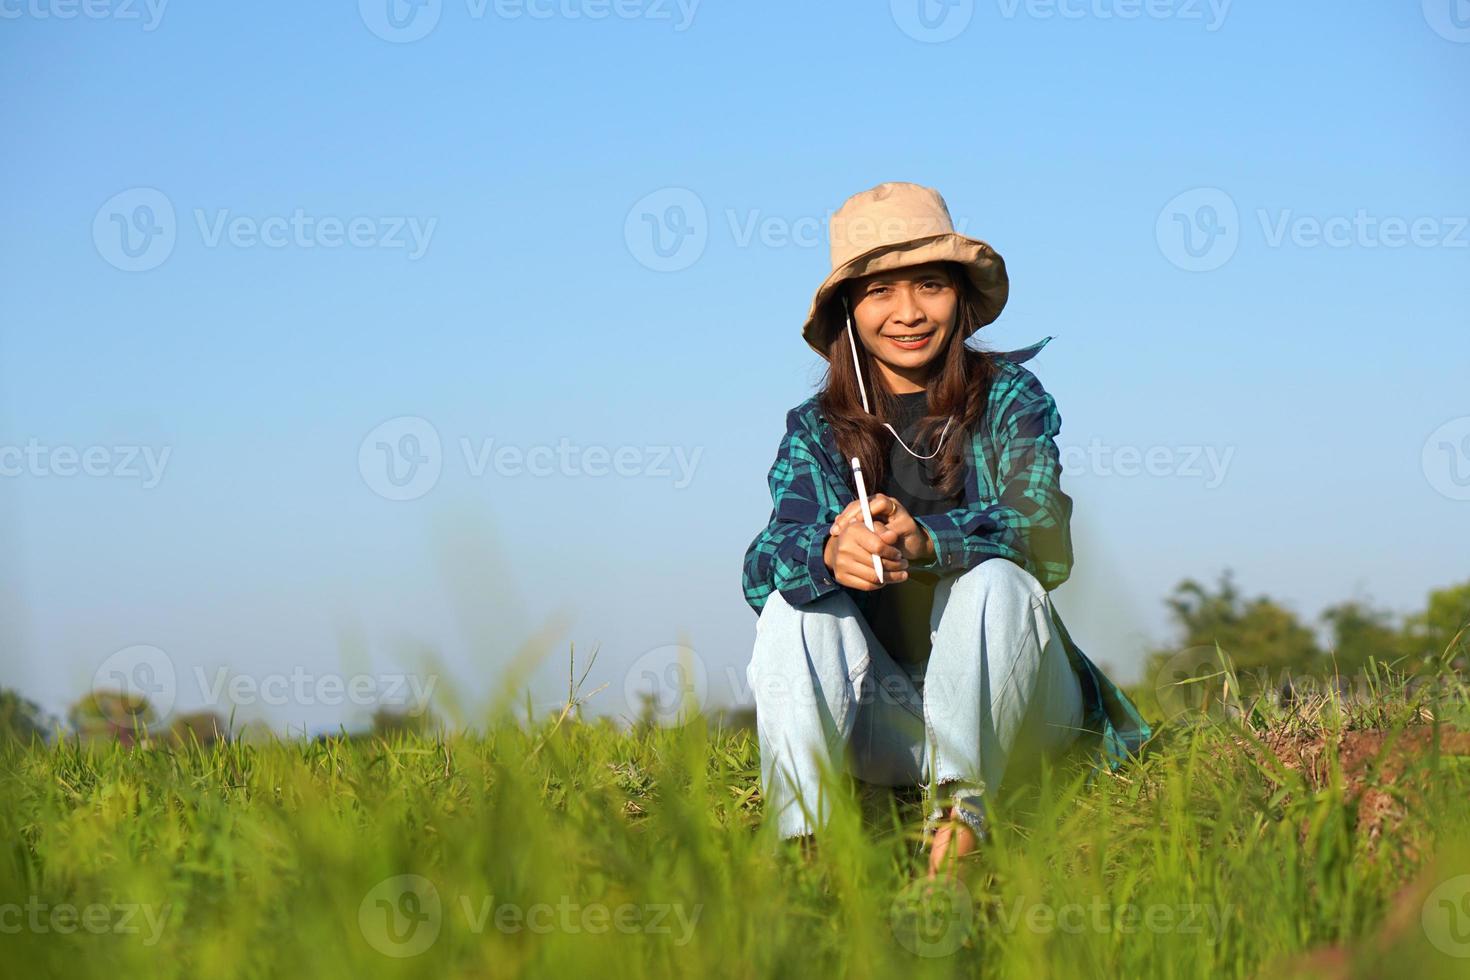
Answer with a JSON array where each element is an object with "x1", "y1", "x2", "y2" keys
[{"x1": 2, "y1": 2, "x2": 1466, "y2": 732}]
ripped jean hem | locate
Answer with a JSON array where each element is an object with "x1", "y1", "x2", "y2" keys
[{"x1": 923, "y1": 780, "x2": 989, "y2": 843}]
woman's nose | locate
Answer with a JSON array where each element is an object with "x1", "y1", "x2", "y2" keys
[{"x1": 892, "y1": 286, "x2": 925, "y2": 326}]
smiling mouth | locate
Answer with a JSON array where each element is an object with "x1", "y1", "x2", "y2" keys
[{"x1": 886, "y1": 333, "x2": 933, "y2": 350}]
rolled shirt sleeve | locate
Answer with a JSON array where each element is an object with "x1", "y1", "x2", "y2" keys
[{"x1": 742, "y1": 411, "x2": 846, "y2": 615}]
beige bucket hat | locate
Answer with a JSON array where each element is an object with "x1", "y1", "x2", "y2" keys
[{"x1": 801, "y1": 181, "x2": 1009, "y2": 356}]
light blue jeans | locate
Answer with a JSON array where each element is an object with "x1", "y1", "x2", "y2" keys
[{"x1": 746, "y1": 558, "x2": 1086, "y2": 841}]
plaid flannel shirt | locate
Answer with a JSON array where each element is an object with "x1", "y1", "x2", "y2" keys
[{"x1": 741, "y1": 337, "x2": 1152, "y2": 773}]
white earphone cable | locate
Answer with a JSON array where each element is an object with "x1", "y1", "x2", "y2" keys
[{"x1": 843, "y1": 296, "x2": 872, "y2": 416}]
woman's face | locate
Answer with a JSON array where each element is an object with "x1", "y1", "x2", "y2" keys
[{"x1": 844, "y1": 262, "x2": 958, "y2": 391}]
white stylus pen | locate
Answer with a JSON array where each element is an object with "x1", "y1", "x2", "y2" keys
[{"x1": 849, "y1": 456, "x2": 884, "y2": 585}]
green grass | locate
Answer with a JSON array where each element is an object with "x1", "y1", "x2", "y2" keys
[{"x1": 4, "y1": 669, "x2": 1470, "y2": 979}]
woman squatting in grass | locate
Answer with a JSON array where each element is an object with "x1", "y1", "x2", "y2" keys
[{"x1": 740, "y1": 182, "x2": 1151, "y2": 878}]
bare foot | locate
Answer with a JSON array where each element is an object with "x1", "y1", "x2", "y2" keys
[{"x1": 927, "y1": 808, "x2": 979, "y2": 879}]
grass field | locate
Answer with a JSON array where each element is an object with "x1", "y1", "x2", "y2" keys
[{"x1": 4, "y1": 665, "x2": 1470, "y2": 979}]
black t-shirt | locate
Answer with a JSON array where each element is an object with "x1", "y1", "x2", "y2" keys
[{"x1": 853, "y1": 391, "x2": 963, "y2": 665}]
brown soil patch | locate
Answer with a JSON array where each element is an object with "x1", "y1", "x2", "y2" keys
[{"x1": 1255, "y1": 724, "x2": 1470, "y2": 856}]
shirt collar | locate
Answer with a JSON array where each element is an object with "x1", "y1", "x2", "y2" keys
[{"x1": 994, "y1": 335, "x2": 1052, "y2": 365}]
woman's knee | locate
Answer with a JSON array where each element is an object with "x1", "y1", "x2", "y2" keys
[
  {"x1": 929, "y1": 559, "x2": 1052, "y2": 682},
  {"x1": 949, "y1": 558, "x2": 1048, "y2": 606}
]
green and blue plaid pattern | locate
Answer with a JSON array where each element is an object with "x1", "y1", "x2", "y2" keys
[{"x1": 741, "y1": 337, "x2": 1152, "y2": 773}]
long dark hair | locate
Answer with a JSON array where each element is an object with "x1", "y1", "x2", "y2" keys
[{"x1": 815, "y1": 262, "x2": 996, "y2": 498}]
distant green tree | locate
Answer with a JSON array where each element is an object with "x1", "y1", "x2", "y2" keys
[
  {"x1": 0, "y1": 688, "x2": 47, "y2": 746},
  {"x1": 1154, "y1": 571, "x2": 1322, "y2": 675},
  {"x1": 1147, "y1": 575, "x2": 1470, "y2": 701},
  {"x1": 1402, "y1": 579, "x2": 1470, "y2": 670},
  {"x1": 1320, "y1": 599, "x2": 1407, "y2": 676}
]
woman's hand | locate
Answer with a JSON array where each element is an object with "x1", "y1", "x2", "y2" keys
[
  {"x1": 829, "y1": 494, "x2": 936, "y2": 564},
  {"x1": 822, "y1": 520, "x2": 908, "y2": 591}
]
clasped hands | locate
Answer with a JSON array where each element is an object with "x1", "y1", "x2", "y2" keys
[{"x1": 821, "y1": 494, "x2": 936, "y2": 591}]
